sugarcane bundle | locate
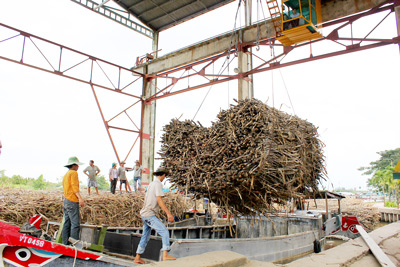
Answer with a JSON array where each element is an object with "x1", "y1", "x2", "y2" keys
[
  {"x1": 159, "y1": 98, "x2": 326, "y2": 216},
  {"x1": 0, "y1": 187, "x2": 187, "y2": 228}
]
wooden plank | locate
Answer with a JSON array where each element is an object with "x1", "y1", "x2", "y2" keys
[{"x1": 355, "y1": 225, "x2": 395, "y2": 267}]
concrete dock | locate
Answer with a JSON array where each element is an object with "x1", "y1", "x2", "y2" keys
[{"x1": 146, "y1": 221, "x2": 400, "y2": 267}]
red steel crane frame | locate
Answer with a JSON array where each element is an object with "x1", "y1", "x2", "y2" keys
[{"x1": 0, "y1": 0, "x2": 399, "y2": 163}]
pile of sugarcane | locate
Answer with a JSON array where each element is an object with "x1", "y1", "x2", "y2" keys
[
  {"x1": 0, "y1": 187, "x2": 187, "y2": 228},
  {"x1": 81, "y1": 192, "x2": 187, "y2": 227},
  {"x1": 159, "y1": 99, "x2": 326, "y2": 216}
]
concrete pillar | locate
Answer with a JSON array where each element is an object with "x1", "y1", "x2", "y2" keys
[
  {"x1": 237, "y1": 0, "x2": 254, "y2": 100},
  {"x1": 140, "y1": 31, "x2": 159, "y2": 188},
  {"x1": 237, "y1": 50, "x2": 252, "y2": 100}
]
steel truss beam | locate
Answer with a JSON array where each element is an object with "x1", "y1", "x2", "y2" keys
[
  {"x1": 144, "y1": 1, "x2": 399, "y2": 103},
  {"x1": 70, "y1": 0, "x2": 154, "y2": 39},
  {"x1": 0, "y1": 22, "x2": 145, "y2": 164},
  {"x1": 0, "y1": 1, "x2": 398, "y2": 165}
]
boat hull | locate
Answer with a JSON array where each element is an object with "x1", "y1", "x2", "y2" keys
[{"x1": 168, "y1": 230, "x2": 319, "y2": 262}]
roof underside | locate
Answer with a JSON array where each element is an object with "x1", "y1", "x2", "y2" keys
[
  {"x1": 310, "y1": 191, "x2": 345, "y2": 199},
  {"x1": 114, "y1": 0, "x2": 236, "y2": 32}
]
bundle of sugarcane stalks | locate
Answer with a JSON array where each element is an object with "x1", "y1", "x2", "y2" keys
[
  {"x1": 160, "y1": 99, "x2": 326, "y2": 216},
  {"x1": 0, "y1": 187, "x2": 187, "y2": 229}
]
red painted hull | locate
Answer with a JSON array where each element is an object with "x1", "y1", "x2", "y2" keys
[{"x1": 0, "y1": 221, "x2": 102, "y2": 266}]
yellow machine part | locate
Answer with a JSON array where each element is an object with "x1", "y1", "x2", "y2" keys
[
  {"x1": 394, "y1": 160, "x2": 400, "y2": 172},
  {"x1": 277, "y1": 0, "x2": 323, "y2": 46},
  {"x1": 277, "y1": 24, "x2": 323, "y2": 46}
]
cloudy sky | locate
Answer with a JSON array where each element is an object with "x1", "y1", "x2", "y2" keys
[{"x1": 0, "y1": 0, "x2": 399, "y2": 190}]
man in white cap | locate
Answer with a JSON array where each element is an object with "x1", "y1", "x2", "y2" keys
[
  {"x1": 62, "y1": 156, "x2": 85, "y2": 245},
  {"x1": 134, "y1": 167, "x2": 176, "y2": 264}
]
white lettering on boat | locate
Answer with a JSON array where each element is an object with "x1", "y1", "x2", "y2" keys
[{"x1": 18, "y1": 235, "x2": 45, "y2": 247}]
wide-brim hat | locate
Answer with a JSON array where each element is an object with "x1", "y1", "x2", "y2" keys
[
  {"x1": 154, "y1": 167, "x2": 169, "y2": 176},
  {"x1": 64, "y1": 156, "x2": 84, "y2": 167}
]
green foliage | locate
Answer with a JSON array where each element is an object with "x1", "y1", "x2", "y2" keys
[
  {"x1": 0, "y1": 171, "x2": 57, "y2": 190},
  {"x1": 0, "y1": 170, "x2": 108, "y2": 191},
  {"x1": 361, "y1": 148, "x2": 400, "y2": 205},
  {"x1": 367, "y1": 165, "x2": 400, "y2": 203},
  {"x1": 33, "y1": 175, "x2": 46, "y2": 190},
  {"x1": 360, "y1": 148, "x2": 400, "y2": 203},
  {"x1": 385, "y1": 201, "x2": 398, "y2": 208},
  {"x1": 368, "y1": 165, "x2": 393, "y2": 191},
  {"x1": 96, "y1": 175, "x2": 109, "y2": 190},
  {"x1": 359, "y1": 148, "x2": 400, "y2": 175},
  {"x1": 12, "y1": 175, "x2": 31, "y2": 185}
]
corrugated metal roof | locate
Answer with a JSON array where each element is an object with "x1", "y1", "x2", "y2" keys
[{"x1": 114, "y1": 0, "x2": 236, "y2": 32}]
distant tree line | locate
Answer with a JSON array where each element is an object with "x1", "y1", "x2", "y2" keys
[
  {"x1": 0, "y1": 170, "x2": 109, "y2": 191},
  {"x1": 359, "y1": 148, "x2": 400, "y2": 207}
]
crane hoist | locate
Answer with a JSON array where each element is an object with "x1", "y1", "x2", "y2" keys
[{"x1": 267, "y1": 0, "x2": 323, "y2": 46}]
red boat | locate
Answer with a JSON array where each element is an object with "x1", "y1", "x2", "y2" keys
[{"x1": 0, "y1": 220, "x2": 134, "y2": 267}]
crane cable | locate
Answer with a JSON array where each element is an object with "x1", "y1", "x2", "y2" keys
[
  {"x1": 227, "y1": 59, "x2": 229, "y2": 107},
  {"x1": 279, "y1": 69, "x2": 296, "y2": 115},
  {"x1": 227, "y1": 0, "x2": 243, "y2": 59},
  {"x1": 269, "y1": 38, "x2": 296, "y2": 114},
  {"x1": 271, "y1": 69, "x2": 274, "y2": 108},
  {"x1": 192, "y1": 1, "x2": 243, "y2": 120},
  {"x1": 192, "y1": 56, "x2": 236, "y2": 120},
  {"x1": 256, "y1": 0, "x2": 261, "y2": 51}
]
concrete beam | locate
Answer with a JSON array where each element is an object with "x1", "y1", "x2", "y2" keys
[
  {"x1": 321, "y1": 0, "x2": 388, "y2": 23},
  {"x1": 134, "y1": 21, "x2": 274, "y2": 75},
  {"x1": 132, "y1": 0, "x2": 388, "y2": 75}
]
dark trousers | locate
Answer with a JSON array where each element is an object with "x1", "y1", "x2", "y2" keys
[
  {"x1": 62, "y1": 198, "x2": 80, "y2": 245},
  {"x1": 110, "y1": 178, "x2": 118, "y2": 194}
]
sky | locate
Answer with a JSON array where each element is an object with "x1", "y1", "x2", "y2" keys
[{"x1": 0, "y1": 0, "x2": 399, "y2": 190}]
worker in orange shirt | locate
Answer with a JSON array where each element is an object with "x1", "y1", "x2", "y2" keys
[{"x1": 62, "y1": 156, "x2": 85, "y2": 245}]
